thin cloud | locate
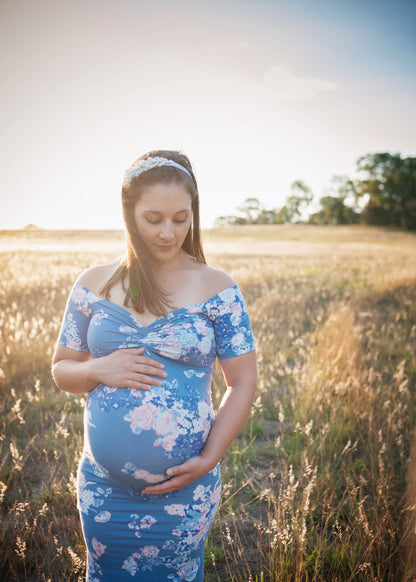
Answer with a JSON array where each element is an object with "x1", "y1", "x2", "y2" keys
[{"x1": 263, "y1": 64, "x2": 338, "y2": 101}]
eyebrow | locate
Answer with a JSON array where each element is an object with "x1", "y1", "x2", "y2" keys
[{"x1": 142, "y1": 209, "x2": 191, "y2": 215}]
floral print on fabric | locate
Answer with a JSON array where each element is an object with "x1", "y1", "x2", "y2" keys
[
  {"x1": 78, "y1": 472, "x2": 112, "y2": 520},
  {"x1": 120, "y1": 477, "x2": 221, "y2": 580},
  {"x1": 58, "y1": 281, "x2": 255, "y2": 581},
  {"x1": 122, "y1": 380, "x2": 213, "y2": 454}
]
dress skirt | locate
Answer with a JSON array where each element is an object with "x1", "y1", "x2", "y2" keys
[{"x1": 79, "y1": 456, "x2": 221, "y2": 581}]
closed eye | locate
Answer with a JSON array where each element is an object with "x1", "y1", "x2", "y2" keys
[
  {"x1": 143, "y1": 210, "x2": 190, "y2": 225},
  {"x1": 145, "y1": 217, "x2": 188, "y2": 225}
]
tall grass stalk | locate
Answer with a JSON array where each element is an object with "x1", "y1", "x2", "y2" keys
[{"x1": 1, "y1": 226, "x2": 415, "y2": 581}]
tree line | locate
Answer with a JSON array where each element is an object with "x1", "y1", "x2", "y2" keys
[{"x1": 215, "y1": 152, "x2": 416, "y2": 230}]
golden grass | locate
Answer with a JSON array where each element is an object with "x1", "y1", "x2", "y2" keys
[{"x1": 1, "y1": 225, "x2": 416, "y2": 581}]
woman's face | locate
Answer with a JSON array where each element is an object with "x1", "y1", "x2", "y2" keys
[{"x1": 133, "y1": 181, "x2": 192, "y2": 265}]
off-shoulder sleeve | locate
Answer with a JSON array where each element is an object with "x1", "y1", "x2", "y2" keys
[
  {"x1": 205, "y1": 285, "x2": 256, "y2": 359},
  {"x1": 57, "y1": 282, "x2": 93, "y2": 351}
]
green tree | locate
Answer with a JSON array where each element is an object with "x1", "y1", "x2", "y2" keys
[
  {"x1": 309, "y1": 196, "x2": 359, "y2": 225},
  {"x1": 274, "y1": 205, "x2": 292, "y2": 224},
  {"x1": 256, "y1": 209, "x2": 278, "y2": 224},
  {"x1": 327, "y1": 175, "x2": 357, "y2": 205},
  {"x1": 236, "y1": 197, "x2": 264, "y2": 224},
  {"x1": 213, "y1": 215, "x2": 237, "y2": 227},
  {"x1": 355, "y1": 152, "x2": 416, "y2": 229},
  {"x1": 276, "y1": 181, "x2": 313, "y2": 223},
  {"x1": 309, "y1": 175, "x2": 359, "y2": 225}
]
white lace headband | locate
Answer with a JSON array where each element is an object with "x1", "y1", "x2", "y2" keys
[{"x1": 123, "y1": 156, "x2": 192, "y2": 186}]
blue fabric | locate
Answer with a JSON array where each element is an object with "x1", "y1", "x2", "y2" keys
[{"x1": 58, "y1": 282, "x2": 255, "y2": 581}]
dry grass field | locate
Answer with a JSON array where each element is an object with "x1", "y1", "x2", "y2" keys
[{"x1": 1, "y1": 225, "x2": 416, "y2": 581}]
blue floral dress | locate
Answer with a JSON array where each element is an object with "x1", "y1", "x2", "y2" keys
[{"x1": 58, "y1": 281, "x2": 255, "y2": 581}]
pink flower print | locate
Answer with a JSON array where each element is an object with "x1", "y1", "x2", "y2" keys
[
  {"x1": 194, "y1": 501, "x2": 210, "y2": 516},
  {"x1": 79, "y1": 489, "x2": 95, "y2": 513},
  {"x1": 210, "y1": 485, "x2": 221, "y2": 506},
  {"x1": 125, "y1": 403, "x2": 157, "y2": 432},
  {"x1": 122, "y1": 555, "x2": 138, "y2": 575},
  {"x1": 230, "y1": 302, "x2": 242, "y2": 325},
  {"x1": 156, "y1": 333, "x2": 182, "y2": 358},
  {"x1": 153, "y1": 410, "x2": 178, "y2": 436},
  {"x1": 164, "y1": 503, "x2": 188, "y2": 517},
  {"x1": 80, "y1": 308, "x2": 92, "y2": 317},
  {"x1": 155, "y1": 432, "x2": 177, "y2": 452},
  {"x1": 140, "y1": 515, "x2": 156, "y2": 529},
  {"x1": 130, "y1": 388, "x2": 144, "y2": 398},
  {"x1": 199, "y1": 516, "x2": 212, "y2": 539},
  {"x1": 178, "y1": 558, "x2": 199, "y2": 581},
  {"x1": 193, "y1": 484, "x2": 206, "y2": 501},
  {"x1": 78, "y1": 473, "x2": 87, "y2": 489},
  {"x1": 72, "y1": 285, "x2": 86, "y2": 304},
  {"x1": 91, "y1": 537, "x2": 107, "y2": 559},
  {"x1": 198, "y1": 337, "x2": 211, "y2": 354},
  {"x1": 219, "y1": 287, "x2": 236, "y2": 303},
  {"x1": 141, "y1": 545, "x2": 159, "y2": 558},
  {"x1": 66, "y1": 339, "x2": 81, "y2": 350},
  {"x1": 230, "y1": 332, "x2": 245, "y2": 348},
  {"x1": 132, "y1": 468, "x2": 166, "y2": 483},
  {"x1": 94, "y1": 510, "x2": 111, "y2": 523},
  {"x1": 194, "y1": 418, "x2": 211, "y2": 441},
  {"x1": 195, "y1": 319, "x2": 209, "y2": 335},
  {"x1": 194, "y1": 516, "x2": 210, "y2": 538}
]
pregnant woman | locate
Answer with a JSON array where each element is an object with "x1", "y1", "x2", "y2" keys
[{"x1": 52, "y1": 150, "x2": 257, "y2": 581}]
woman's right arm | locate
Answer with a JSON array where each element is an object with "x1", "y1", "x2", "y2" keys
[{"x1": 52, "y1": 345, "x2": 167, "y2": 395}]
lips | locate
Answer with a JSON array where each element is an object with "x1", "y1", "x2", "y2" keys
[{"x1": 156, "y1": 244, "x2": 175, "y2": 251}]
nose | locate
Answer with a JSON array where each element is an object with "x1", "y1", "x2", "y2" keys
[{"x1": 159, "y1": 222, "x2": 175, "y2": 240}]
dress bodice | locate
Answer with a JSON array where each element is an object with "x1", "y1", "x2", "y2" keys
[{"x1": 58, "y1": 282, "x2": 255, "y2": 368}]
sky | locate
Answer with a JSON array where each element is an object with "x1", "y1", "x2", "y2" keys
[{"x1": 1, "y1": 0, "x2": 415, "y2": 229}]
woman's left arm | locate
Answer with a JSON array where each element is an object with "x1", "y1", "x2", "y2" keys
[{"x1": 141, "y1": 350, "x2": 257, "y2": 495}]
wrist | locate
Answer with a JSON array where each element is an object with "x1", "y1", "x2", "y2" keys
[
  {"x1": 199, "y1": 450, "x2": 221, "y2": 472},
  {"x1": 84, "y1": 358, "x2": 101, "y2": 390}
]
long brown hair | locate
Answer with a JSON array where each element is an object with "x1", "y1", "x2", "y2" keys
[{"x1": 101, "y1": 150, "x2": 206, "y2": 317}]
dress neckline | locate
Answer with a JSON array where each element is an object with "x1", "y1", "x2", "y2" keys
[{"x1": 75, "y1": 282, "x2": 237, "y2": 330}]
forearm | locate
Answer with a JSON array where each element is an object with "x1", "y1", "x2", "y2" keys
[
  {"x1": 200, "y1": 381, "x2": 256, "y2": 469},
  {"x1": 52, "y1": 357, "x2": 100, "y2": 394}
]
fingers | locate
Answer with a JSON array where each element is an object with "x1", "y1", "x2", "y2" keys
[
  {"x1": 133, "y1": 362, "x2": 167, "y2": 379},
  {"x1": 102, "y1": 348, "x2": 168, "y2": 391},
  {"x1": 128, "y1": 382, "x2": 151, "y2": 391},
  {"x1": 123, "y1": 348, "x2": 166, "y2": 376},
  {"x1": 141, "y1": 475, "x2": 183, "y2": 495},
  {"x1": 131, "y1": 361, "x2": 167, "y2": 387},
  {"x1": 120, "y1": 349, "x2": 167, "y2": 386},
  {"x1": 132, "y1": 374, "x2": 164, "y2": 388},
  {"x1": 141, "y1": 458, "x2": 209, "y2": 495},
  {"x1": 141, "y1": 464, "x2": 186, "y2": 495}
]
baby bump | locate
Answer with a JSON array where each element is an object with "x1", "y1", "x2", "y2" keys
[{"x1": 84, "y1": 377, "x2": 214, "y2": 490}]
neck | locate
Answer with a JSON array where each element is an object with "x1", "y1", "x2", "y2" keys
[{"x1": 152, "y1": 249, "x2": 190, "y2": 274}]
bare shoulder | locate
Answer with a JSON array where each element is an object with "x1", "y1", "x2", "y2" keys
[
  {"x1": 197, "y1": 265, "x2": 236, "y2": 300},
  {"x1": 77, "y1": 259, "x2": 122, "y2": 295}
]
